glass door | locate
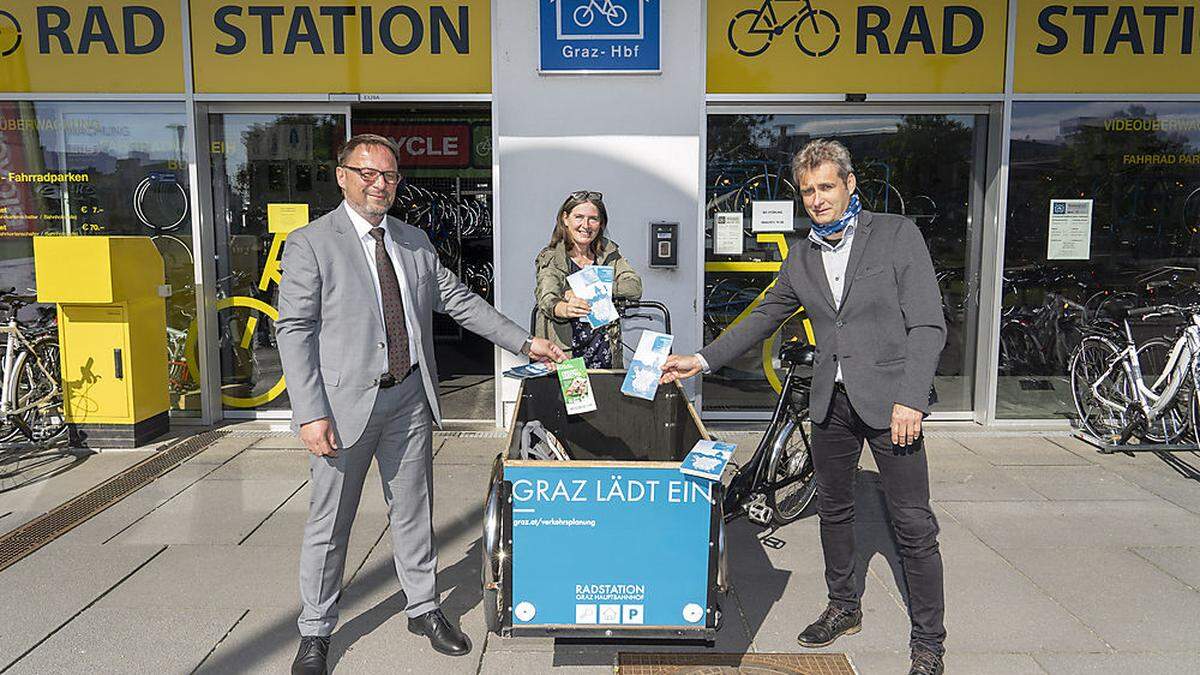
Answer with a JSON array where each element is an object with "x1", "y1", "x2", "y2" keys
[
  {"x1": 702, "y1": 109, "x2": 989, "y2": 419},
  {"x1": 206, "y1": 107, "x2": 348, "y2": 416}
]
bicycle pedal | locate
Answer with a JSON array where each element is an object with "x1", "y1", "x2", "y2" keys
[{"x1": 746, "y1": 496, "x2": 774, "y2": 527}]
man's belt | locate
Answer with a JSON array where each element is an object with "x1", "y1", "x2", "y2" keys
[{"x1": 379, "y1": 365, "x2": 418, "y2": 389}]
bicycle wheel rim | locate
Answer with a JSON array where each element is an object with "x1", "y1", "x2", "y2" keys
[
  {"x1": 1070, "y1": 336, "x2": 1128, "y2": 440},
  {"x1": 1136, "y1": 337, "x2": 1190, "y2": 443},
  {"x1": 766, "y1": 409, "x2": 817, "y2": 523}
]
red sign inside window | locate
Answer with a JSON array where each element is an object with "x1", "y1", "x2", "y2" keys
[{"x1": 354, "y1": 123, "x2": 471, "y2": 168}]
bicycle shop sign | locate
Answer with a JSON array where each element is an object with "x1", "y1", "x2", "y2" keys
[
  {"x1": 1014, "y1": 0, "x2": 1200, "y2": 93},
  {"x1": 539, "y1": 0, "x2": 660, "y2": 73},
  {"x1": 707, "y1": 0, "x2": 1007, "y2": 94},
  {"x1": 189, "y1": 0, "x2": 491, "y2": 93},
  {"x1": 0, "y1": 0, "x2": 185, "y2": 93}
]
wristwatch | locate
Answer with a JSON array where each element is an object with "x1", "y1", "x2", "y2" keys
[{"x1": 519, "y1": 336, "x2": 534, "y2": 357}]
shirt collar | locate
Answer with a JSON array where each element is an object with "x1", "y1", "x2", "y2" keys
[
  {"x1": 808, "y1": 215, "x2": 857, "y2": 252},
  {"x1": 344, "y1": 201, "x2": 384, "y2": 241}
]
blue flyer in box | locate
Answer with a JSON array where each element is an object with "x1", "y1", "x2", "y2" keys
[
  {"x1": 679, "y1": 440, "x2": 736, "y2": 482},
  {"x1": 621, "y1": 330, "x2": 673, "y2": 400}
]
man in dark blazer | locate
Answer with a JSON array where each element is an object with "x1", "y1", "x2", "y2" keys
[
  {"x1": 277, "y1": 134, "x2": 564, "y2": 674},
  {"x1": 662, "y1": 139, "x2": 947, "y2": 675}
]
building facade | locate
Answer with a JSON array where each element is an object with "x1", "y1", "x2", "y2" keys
[{"x1": 2, "y1": 1, "x2": 1198, "y2": 427}]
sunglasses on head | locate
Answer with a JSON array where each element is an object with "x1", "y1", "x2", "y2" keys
[{"x1": 570, "y1": 190, "x2": 603, "y2": 201}]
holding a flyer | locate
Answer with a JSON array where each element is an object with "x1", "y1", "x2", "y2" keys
[{"x1": 533, "y1": 191, "x2": 643, "y2": 368}]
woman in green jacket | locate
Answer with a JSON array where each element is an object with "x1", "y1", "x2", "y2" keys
[{"x1": 534, "y1": 191, "x2": 642, "y2": 368}]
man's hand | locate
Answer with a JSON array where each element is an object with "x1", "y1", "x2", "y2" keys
[
  {"x1": 891, "y1": 403, "x2": 923, "y2": 447},
  {"x1": 527, "y1": 337, "x2": 567, "y2": 364},
  {"x1": 660, "y1": 354, "x2": 704, "y2": 385},
  {"x1": 556, "y1": 290, "x2": 591, "y2": 319},
  {"x1": 300, "y1": 418, "x2": 339, "y2": 458}
]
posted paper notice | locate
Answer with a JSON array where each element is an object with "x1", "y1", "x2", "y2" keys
[
  {"x1": 1047, "y1": 199, "x2": 1093, "y2": 260},
  {"x1": 713, "y1": 212, "x2": 744, "y2": 255},
  {"x1": 751, "y1": 200, "x2": 794, "y2": 233}
]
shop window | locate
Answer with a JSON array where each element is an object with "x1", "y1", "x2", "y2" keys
[
  {"x1": 704, "y1": 113, "x2": 985, "y2": 416},
  {"x1": 999, "y1": 102, "x2": 1200, "y2": 419},
  {"x1": 0, "y1": 102, "x2": 195, "y2": 413}
]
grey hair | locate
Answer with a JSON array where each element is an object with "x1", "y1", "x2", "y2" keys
[
  {"x1": 338, "y1": 133, "x2": 401, "y2": 166},
  {"x1": 791, "y1": 139, "x2": 854, "y2": 182}
]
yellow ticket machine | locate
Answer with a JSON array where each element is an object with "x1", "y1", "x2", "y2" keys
[{"x1": 34, "y1": 236, "x2": 170, "y2": 447}]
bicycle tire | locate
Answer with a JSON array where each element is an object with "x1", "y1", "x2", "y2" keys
[
  {"x1": 793, "y1": 9, "x2": 839, "y2": 57},
  {"x1": 764, "y1": 402, "x2": 816, "y2": 525},
  {"x1": 1136, "y1": 337, "x2": 1191, "y2": 444},
  {"x1": 26, "y1": 336, "x2": 66, "y2": 443},
  {"x1": 727, "y1": 9, "x2": 773, "y2": 57},
  {"x1": 1070, "y1": 335, "x2": 1130, "y2": 441}
]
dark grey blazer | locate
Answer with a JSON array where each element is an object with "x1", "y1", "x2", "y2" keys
[
  {"x1": 276, "y1": 203, "x2": 527, "y2": 447},
  {"x1": 699, "y1": 211, "x2": 946, "y2": 429}
]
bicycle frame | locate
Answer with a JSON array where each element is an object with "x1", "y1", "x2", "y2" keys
[
  {"x1": 1090, "y1": 315, "x2": 1200, "y2": 423},
  {"x1": 747, "y1": 0, "x2": 817, "y2": 35},
  {"x1": 723, "y1": 362, "x2": 811, "y2": 519},
  {"x1": 1, "y1": 322, "x2": 59, "y2": 419}
]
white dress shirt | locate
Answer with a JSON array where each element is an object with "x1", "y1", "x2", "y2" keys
[
  {"x1": 344, "y1": 202, "x2": 421, "y2": 366},
  {"x1": 808, "y1": 216, "x2": 858, "y2": 382}
]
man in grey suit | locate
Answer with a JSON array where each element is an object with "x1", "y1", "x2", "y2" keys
[
  {"x1": 662, "y1": 140, "x2": 947, "y2": 675},
  {"x1": 277, "y1": 134, "x2": 565, "y2": 674}
]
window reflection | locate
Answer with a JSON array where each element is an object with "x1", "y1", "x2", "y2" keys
[{"x1": 1000, "y1": 102, "x2": 1200, "y2": 419}]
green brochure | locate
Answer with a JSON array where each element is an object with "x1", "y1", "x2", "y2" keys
[{"x1": 556, "y1": 357, "x2": 596, "y2": 415}]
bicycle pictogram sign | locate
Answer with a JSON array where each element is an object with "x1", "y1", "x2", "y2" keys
[
  {"x1": 727, "y1": 0, "x2": 840, "y2": 58},
  {"x1": 554, "y1": 0, "x2": 647, "y2": 40}
]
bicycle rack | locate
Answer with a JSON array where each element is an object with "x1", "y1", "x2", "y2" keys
[{"x1": 1073, "y1": 429, "x2": 1200, "y2": 455}]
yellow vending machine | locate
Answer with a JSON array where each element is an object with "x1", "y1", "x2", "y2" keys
[{"x1": 34, "y1": 236, "x2": 171, "y2": 448}]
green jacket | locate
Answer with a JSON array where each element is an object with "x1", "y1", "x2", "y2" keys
[{"x1": 534, "y1": 238, "x2": 642, "y2": 367}]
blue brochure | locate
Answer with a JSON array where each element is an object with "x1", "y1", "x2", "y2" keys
[
  {"x1": 621, "y1": 330, "x2": 673, "y2": 400},
  {"x1": 679, "y1": 440, "x2": 736, "y2": 482}
]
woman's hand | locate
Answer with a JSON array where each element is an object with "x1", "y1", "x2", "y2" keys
[{"x1": 555, "y1": 294, "x2": 591, "y2": 319}]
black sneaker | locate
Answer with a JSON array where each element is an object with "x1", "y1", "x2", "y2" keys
[
  {"x1": 909, "y1": 648, "x2": 944, "y2": 675},
  {"x1": 795, "y1": 604, "x2": 863, "y2": 648},
  {"x1": 291, "y1": 635, "x2": 329, "y2": 675}
]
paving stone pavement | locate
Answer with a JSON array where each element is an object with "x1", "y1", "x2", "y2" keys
[{"x1": 1, "y1": 426, "x2": 1199, "y2": 674}]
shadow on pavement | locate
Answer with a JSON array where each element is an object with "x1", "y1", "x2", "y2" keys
[
  {"x1": 195, "y1": 503, "x2": 484, "y2": 673},
  {"x1": 0, "y1": 442, "x2": 93, "y2": 497}
]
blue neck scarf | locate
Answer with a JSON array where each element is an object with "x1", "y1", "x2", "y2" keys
[{"x1": 809, "y1": 194, "x2": 861, "y2": 239}]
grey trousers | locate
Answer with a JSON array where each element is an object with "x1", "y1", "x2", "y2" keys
[{"x1": 297, "y1": 371, "x2": 438, "y2": 636}]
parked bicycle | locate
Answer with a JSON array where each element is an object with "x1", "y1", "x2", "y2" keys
[
  {"x1": 1, "y1": 290, "x2": 66, "y2": 445},
  {"x1": 722, "y1": 337, "x2": 818, "y2": 527},
  {"x1": 1070, "y1": 303, "x2": 1200, "y2": 446}
]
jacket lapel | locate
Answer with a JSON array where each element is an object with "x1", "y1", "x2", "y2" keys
[
  {"x1": 332, "y1": 202, "x2": 385, "y2": 331},
  {"x1": 838, "y1": 210, "x2": 874, "y2": 306}
]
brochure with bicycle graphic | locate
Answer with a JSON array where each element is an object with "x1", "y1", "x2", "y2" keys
[
  {"x1": 566, "y1": 265, "x2": 619, "y2": 329},
  {"x1": 621, "y1": 331, "x2": 673, "y2": 400},
  {"x1": 679, "y1": 440, "x2": 736, "y2": 482},
  {"x1": 556, "y1": 357, "x2": 597, "y2": 414}
]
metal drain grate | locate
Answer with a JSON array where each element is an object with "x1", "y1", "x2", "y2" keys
[
  {"x1": 616, "y1": 652, "x2": 856, "y2": 675},
  {"x1": 0, "y1": 431, "x2": 229, "y2": 573}
]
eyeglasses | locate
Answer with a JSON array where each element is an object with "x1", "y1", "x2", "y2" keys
[
  {"x1": 341, "y1": 165, "x2": 402, "y2": 185},
  {"x1": 570, "y1": 190, "x2": 603, "y2": 201}
]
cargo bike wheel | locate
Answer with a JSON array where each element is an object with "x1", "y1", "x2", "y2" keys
[{"x1": 482, "y1": 454, "x2": 508, "y2": 634}]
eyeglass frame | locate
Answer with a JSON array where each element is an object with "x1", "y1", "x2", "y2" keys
[{"x1": 340, "y1": 164, "x2": 403, "y2": 185}]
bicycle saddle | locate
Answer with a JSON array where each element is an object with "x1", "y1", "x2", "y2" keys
[{"x1": 780, "y1": 339, "x2": 816, "y2": 368}]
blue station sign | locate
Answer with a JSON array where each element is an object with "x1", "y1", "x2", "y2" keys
[{"x1": 539, "y1": 0, "x2": 660, "y2": 73}]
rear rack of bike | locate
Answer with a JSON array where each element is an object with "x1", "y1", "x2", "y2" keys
[{"x1": 1072, "y1": 428, "x2": 1199, "y2": 455}]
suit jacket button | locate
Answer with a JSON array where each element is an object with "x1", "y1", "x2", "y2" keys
[
  {"x1": 836, "y1": 320, "x2": 845, "y2": 328},
  {"x1": 377, "y1": 341, "x2": 385, "y2": 349}
]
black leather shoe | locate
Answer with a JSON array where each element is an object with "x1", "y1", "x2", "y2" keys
[
  {"x1": 291, "y1": 635, "x2": 329, "y2": 675},
  {"x1": 408, "y1": 608, "x2": 471, "y2": 656},
  {"x1": 909, "y1": 648, "x2": 944, "y2": 675},
  {"x1": 796, "y1": 604, "x2": 863, "y2": 648}
]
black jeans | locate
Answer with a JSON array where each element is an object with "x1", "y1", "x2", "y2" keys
[{"x1": 811, "y1": 386, "x2": 946, "y2": 654}]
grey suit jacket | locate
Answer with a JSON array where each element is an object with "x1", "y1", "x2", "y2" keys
[
  {"x1": 699, "y1": 211, "x2": 946, "y2": 429},
  {"x1": 276, "y1": 203, "x2": 528, "y2": 446}
]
